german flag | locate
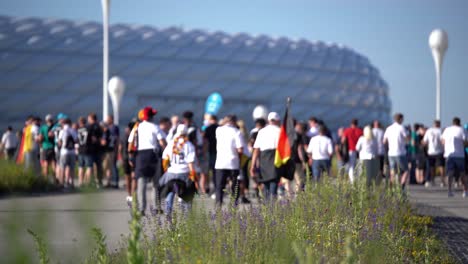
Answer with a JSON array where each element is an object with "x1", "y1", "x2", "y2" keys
[{"x1": 274, "y1": 98, "x2": 296, "y2": 180}]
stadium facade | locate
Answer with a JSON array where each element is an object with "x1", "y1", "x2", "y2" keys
[{"x1": 0, "y1": 15, "x2": 391, "y2": 130}]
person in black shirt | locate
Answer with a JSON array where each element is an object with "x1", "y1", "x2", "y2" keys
[
  {"x1": 122, "y1": 121, "x2": 137, "y2": 203},
  {"x1": 102, "y1": 115, "x2": 120, "y2": 188},
  {"x1": 76, "y1": 117, "x2": 88, "y2": 186},
  {"x1": 291, "y1": 121, "x2": 309, "y2": 192},
  {"x1": 203, "y1": 115, "x2": 218, "y2": 194},
  {"x1": 84, "y1": 113, "x2": 104, "y2": 187}
]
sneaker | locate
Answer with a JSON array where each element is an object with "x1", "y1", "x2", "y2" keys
[
  {"x1": 463, "y1": 191, "x2": 468, "y2": 198},
  {"x1": 448, "y1": 191, "x2": 455, "y2": 198},
  {"x1": 211, "y1": 194, "x2": 216, "y2": 200},
  {"x1": 454, "y1": 182, "x2": 459, "y2": 188},
  {"x1": 440, "y1": 183, "x2": 445, "y2": 188},
  {"x1": 424, "y1": 182, "x2": 431, "y2": 188}
]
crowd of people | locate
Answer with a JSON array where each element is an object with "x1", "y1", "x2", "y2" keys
[{"x1": 1, "y1": 108, "x2": 467, "y2": 216}]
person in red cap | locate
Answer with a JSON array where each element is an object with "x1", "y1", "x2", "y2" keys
[{"x1": 128, "y1": 106, "x2": 167, "y2": 215}]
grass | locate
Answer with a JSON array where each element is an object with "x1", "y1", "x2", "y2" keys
[
  {"x1": 0, "y1": 160, "x2": 54, "y2": 194},
  {"x1": 101, "y1": 175, "x2": 453, "y2": 264}
]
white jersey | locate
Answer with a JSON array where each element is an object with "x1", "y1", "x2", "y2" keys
[
  {"x1": 162, "y1": 138, "x2": 196, "y2": 174},
  {"x1": 423, "y1": 127, "x2": 443, "y2": 155}
]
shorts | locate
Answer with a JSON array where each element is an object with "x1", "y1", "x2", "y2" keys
[
  {"x1": 389, "y1": 155, "x2": 408, "y2": 174},
  {"x1": 77, "y1": 154, "x2": 87, "y2": 168},
  {"x1": 123, "y1": 157, "x2": 135, "y2": 175},
  {"x1": 60, "y1": 153, "x2": 76, "y2": 169},
  {"x1": 376, "y1": 155, "x2": 385, "y2": 172},
  {"x1": 84, "y1": 153, "x2": 102, "y2": 168},
  {"x1": 415, "y1": 154, "x2": 427, "y2": 170},
  {"x1": 446, "y1": 157, "x2": 465, "y2": 179},
  {"x1": 102, "y1": 151, "x2": 116, "y2": 171},
  {"x1": 428, "y1": 154, "x2": 445, "y2": 169},
  {"x1": 40, "y1": 148, "x2": 56, "y2": 162},
  {"x1": 135, "y1": 149, "x2": 161, "y2": 179}
]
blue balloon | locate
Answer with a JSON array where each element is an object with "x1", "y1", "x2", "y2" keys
[{"x1": 205, "y1": 92, "x2": 223, "y2": 115}]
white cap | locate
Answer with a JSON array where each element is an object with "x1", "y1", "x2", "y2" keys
[
  {"x1": 45, "y1": 114, "x2": 53, "y2": 121},
  {"x1": 267, "y1": 112, "x2": 280, "y2": 121},
  {"x1": 175, "y1": 124, "x2": 188, "y2": 136}
]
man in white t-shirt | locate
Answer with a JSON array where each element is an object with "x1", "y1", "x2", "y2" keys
[
  {"x1": 423, "y1": 120, "x2": 445, "y2": 187},
  {"x1": 214, "y1": 115, "x2": 243, "y2": 206},
  {"x1": 442, "y1": 117, "x2": 467, "y2": 197},
  {"x1": 128, "y1": 107, "x2": 167, "y2": 216},
  {"x1": 372, "y1": 120, "x2": 385, "y2": 178},
  {"x1": 307, "y1": 126, "x2": 333, "y2": 181},
  {"x1": 57, "y1": 118, "x2": 78, "y2": 188},
  {"x1": 383, "y1": 113, "x2": 409, "y2": 189},
  {"x1": 250, "y1": 112, "x2": 281, "y2": 200}
]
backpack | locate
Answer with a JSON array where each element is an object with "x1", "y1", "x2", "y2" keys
[
  {"x1": 65, "y1": 131, "x2": 76, "y2": 150},
  {"x1": 128, "y1": 122, "x2": 139, "y2": 153}
]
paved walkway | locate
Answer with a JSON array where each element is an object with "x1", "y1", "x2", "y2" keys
[{"x1": 409, "y1": 184, "x2": 468, "y2": 264}]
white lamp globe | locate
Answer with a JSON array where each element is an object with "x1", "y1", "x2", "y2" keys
[
  {"x1": 108, "y1": 76, "x2": 126, "y2": 125},
  {"x1": 252, "y1": 105, "x2": 268, "y2": 120},
  {"x1": 429, "y1": 29, "x2": 448, "y2": 53}
]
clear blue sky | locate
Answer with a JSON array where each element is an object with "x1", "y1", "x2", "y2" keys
[{"x1": 1, "y1": 0, "x2": 467, "y2": 127}]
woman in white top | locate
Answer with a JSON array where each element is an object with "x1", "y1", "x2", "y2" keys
[
  {"x1": 159, "y1": 124, "x2": 197, "y2": 215},
  {"x1": 356, "y1": 126, "x2": 379, "y2": 186}
]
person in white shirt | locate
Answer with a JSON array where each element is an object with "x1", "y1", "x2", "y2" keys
[
  {"x1": 441, "y1": 117, "x2": 467, "y2": 197},
  {"x1": 306, "y1": 117, "x2": 319, "y2": 138},
  {"x1": 159, "y1": 124, "x2": 197, "y2": 215},
  {"x1": 128, "y1": 107, "x2": 167, "y2": 216},
  {"x1": 250, "y1": 112, "x2": 281, "y2": 200},
  {"x1": 307, "y1": 126, "x2": 333, "y2": 181},
  {"x1": 372, "y1": 120, "x2": 385, "y2": 178},
  {"x1": 383, "y1": 113, "x2": 409, "y2": 189},
  {"x1": 356, "y1": 126, "x2": 379, "y2": 186},
  {"x1": 57, "y1": 118, "x2": 78, "y2": 188},
  {"x1": 214, "y1": 115, "x2": 243, "y2": 206},
  {"x1": 1, "y1": 126, "x2": 18, "y2": 161},
  {"x1": 423, "y1": 120, "x2": 445, "y2": 187}
]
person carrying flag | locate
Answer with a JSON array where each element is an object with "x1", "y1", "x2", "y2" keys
[{"x1": 250, "y1": 112, "x2": 281, "y2": 200}]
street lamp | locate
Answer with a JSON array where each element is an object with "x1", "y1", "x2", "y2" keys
[
  {"x1": 252, "y1": 105, "x2": 268, "y2": 121},
  {"x1": 108, "y1": 76, "x2": 125, "y2": 125},
  {"x1": 101, "y1": 0, "x2": 110, "y2": 120},
  {"x1": 429, "y1": 29, "x2": 448, "y2": 121}
]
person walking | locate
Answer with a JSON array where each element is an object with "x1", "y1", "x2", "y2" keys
[
  {"x1": 442, "y1": 117, "x2": 467, "y2": 197},
  {"x1": 203, "y1": 114, "x2": 218, "y2": 195},
  {"x1": 356, "y1": 126, "x2": 379, "y2": 186},
  {"x1": 122, "y1": 121, "x2": 137, "y2": 203},
  {"x1": 342, "y1": 118, "x2": 363, "y2": 183},
  {"x1": 250, "y1": 112, "x2": 281, "y2": 200},
  {"x1": 76, "y1": 117, "x2": 88, "y2": 186},
  {"x1": 102, "y1": 115, "x2": 120, "y2": 188},
  {"x1": 307, "y1": 126, "x2": 333, "y2": 181},
  {"x1": 423, "y1": 120, "x2": 445, "y2": 187},
  {"x1": 57, "y1": 118, "x2": 78, "y2": 188},
  {"x1": 291, "y1": 121, "x2": 308, "y2": 192},
  {"x1": 1, "y1": 126, "x2": 18, "y2": 161},
  {"x1": 383, "y1": 113, "x2": 409, "y2": 189},
  {"x1": 84, "y1": 113, "x2": 104, "y2": 187},
  {"x1": 128, "y1": 107, "x2": 166, "y2": 216},
  {"x1": 39, "y1": 114, "x2": 56, "y2": 180},
  {"x1": 214, "y1": 115, "x2": 244, "y2": 207},
  {"x1": 372, "y1": 120, "x2": 385, "y2": 179},
  {"x1": 159, "y1": 124, "x2": 197, "y2": 216}
]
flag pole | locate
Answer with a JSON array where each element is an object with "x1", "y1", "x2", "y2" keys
[{"x1": 286, "y1": 97, "x2": 291, "y2": 108}]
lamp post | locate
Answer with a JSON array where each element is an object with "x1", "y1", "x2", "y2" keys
[
  {"x1": 101, "y1": 0, "x2": 110, "y2": 120},
  {"x1": 429, "y1": 29, "x2": 448, "y2": 121},
  {"x1": 252, "y1": 105, "x2": 268, "y2": 121},
  {"x1": 108, "y1": 76, "x2": 125, "y2": 125}
]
